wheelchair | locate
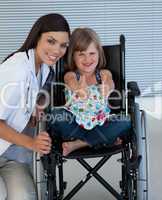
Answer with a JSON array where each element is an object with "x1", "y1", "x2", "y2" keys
[{"x1": 35, "y1": 35, "x2": 149, "y2": 200}]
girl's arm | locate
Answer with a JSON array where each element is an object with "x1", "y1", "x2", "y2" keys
[
  {"x1": 100, "y1": 69, "x2": 115, "y2": 96},
  {"x1": 0, "y1": 120, "x2": 51, "y2": 154}
]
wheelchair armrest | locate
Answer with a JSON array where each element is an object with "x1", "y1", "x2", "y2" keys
[{"x1": 127, "y1": 81, "x2": 140, "y2": 97}]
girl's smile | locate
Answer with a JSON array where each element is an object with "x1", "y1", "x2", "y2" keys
[{"x1": 74, "y1": 42, "x2": 99, "y2": 75}]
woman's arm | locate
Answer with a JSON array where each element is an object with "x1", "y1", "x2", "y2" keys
[
  {"x1": 0, "y1": 120, "x2": 51, "y2": 154},
  {"x1": 0, "y1": 54, "x2": 52, "y2": 155},
  {"x1": 100, "y1": 69, "x2": 115, "y2": 96}
]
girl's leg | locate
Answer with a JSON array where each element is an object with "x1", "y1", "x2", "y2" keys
[
  {"x1": 61, "y1": 118, "x2": 130, "y2": 156},
  {"x1": 49, "y1": 108, "x2": 86, "y2": 140},
  {"x1": 62, "y1": 140, "x2": 90, "y2": 156},
  {"x1": 49, "y1": 108, "x2": 91, "y2": 156},
  {"x1": 0, "y1": 160, "x2": 37, "y2": 200},
  {"x1": 50, "y1": 109, "x2": 131, "y2": 154},
  {"x1": 85, "y1": 119, "x2": 131, "y2": 146}
]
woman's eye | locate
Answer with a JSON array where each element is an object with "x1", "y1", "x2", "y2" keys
[
  {"x1": 47, "y1": 39, "x2": 55, "y2": 45},
  {"x1": 78, "y1": 53, "x2": 84, "y2": 57},
  {"x1": 60, "y1": 43, "x2": 68, "y2": 49}
]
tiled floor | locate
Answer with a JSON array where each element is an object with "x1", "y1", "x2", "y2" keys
[{"x1": 63, "y1": 155, "x2": 121, "y2": 200}]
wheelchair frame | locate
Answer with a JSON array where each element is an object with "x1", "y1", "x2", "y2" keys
[{"x1": 35, "y1": 35, "x2": 148, "y2": 200}]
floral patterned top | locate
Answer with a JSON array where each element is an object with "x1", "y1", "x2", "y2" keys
[{"x1": 64, "y1": 84, "x2": 110, "y2": 130}]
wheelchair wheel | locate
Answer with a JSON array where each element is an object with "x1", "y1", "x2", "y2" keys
[
  {"x1": 121, "y1": 137, "x2": 138, "y2": 200},
  {"x1": 127, "y1": 169, "x2": 137, "y2": 200},
  {"x1": 121, "y1": 162, "x2": 137, "y2": 200}
]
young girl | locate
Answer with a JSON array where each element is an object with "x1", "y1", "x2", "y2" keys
[{"x1": 50, "y1": 28, "x2": 131, "y2": 156}]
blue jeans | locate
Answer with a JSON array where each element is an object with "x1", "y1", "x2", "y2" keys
[{"x1": 49, "y1": 108, "x2": 131, "y2": 146}]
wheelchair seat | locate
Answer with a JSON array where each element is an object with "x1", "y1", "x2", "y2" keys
[
  {"x1": 64, "y1": 144, "x2": 123, "y2": 159},
  {"x1": 36, "y1": 35, "x2": 148, "y2": 200}
]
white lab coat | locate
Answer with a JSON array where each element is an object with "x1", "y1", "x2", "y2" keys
[{"x1": 0, "y1": 49, "x2": 50, "y2": 155}]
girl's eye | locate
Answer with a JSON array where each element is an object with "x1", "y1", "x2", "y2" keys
[{"x1": 90, "y1": 52, "x2": 96, "y2": 55}]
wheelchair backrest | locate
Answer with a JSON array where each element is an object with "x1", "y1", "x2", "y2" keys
[
  {"x1": 52, "y1": 35, "x2": 126, "y2": 114},
  {"x1": 103, "y1": 35, "x2": 126, "y2": 113}
]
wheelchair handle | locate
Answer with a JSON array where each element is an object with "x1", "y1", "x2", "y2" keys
[{"x1": 38, "y1": 120, "x2": 46, "y2": 132}]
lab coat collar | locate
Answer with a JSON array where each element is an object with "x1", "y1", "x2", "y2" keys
[
  {"x1": 41, "y1": 63, "x2": 52, "y2": 87},
  {"x1": 27, "y1": 49, "x2": 50, "y2": 87}
]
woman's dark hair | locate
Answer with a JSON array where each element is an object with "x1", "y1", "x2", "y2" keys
[{"x1": 3, "y1": 13, "x2": 70, "y2": 62}]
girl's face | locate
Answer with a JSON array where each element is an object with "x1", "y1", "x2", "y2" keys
[
  {"x1": 73, "y1": 42, "x2": 99, "y2": 75},
  {"x1": 35, "y1": 31, "x2": 69, "y2": 68}
]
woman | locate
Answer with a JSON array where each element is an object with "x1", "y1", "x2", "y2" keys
[{"x1": 0, "y1": 13, "x2": 70, "y2": 200}]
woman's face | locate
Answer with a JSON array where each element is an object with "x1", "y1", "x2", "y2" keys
[
  {"x1": 35, "y1": 31, "x2": 69, "y2": 67},
  {"x1": 73, "y1": 42, "x2": 99, "y2": 75}
]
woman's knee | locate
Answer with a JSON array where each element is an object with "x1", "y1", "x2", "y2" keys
[
  {"x1": 8, "y1": 185, "x2": 37, "y2": 200},
  {"x1": 0, "y1": 176, "x2": 7, "y2": 200},
  {"x1": 1, "y1": 161, "x2": 37, "y2": 200}
]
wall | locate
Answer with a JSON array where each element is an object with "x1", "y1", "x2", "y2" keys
[{"x1": 137, "y1": 97, "x2": 162, "y2": 200}]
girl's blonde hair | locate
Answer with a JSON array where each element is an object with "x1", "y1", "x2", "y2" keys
[{"x1": 67, "y1": 27, "x2": 106, "y2": 71}]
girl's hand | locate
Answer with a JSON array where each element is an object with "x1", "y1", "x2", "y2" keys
[
  {"x1": 76, "y1": 75, "x2": 88, "y2": 99},
  {"x1": 64, "y1": 72, "x2": 88, "y2": 99},
  {"x1": 100, "y1": 69, "x2": 114, "y2": 97},
  {"x1": 99, "y1": 81, "x2": 110, "y2": 97},
  {"x1": 78, "y1": 75, "x2": 87, "y2": 89},
  {"x1": 31, "y1": 131, "x2": 52, "y2": 154}
]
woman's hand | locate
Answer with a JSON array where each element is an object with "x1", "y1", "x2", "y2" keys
[{"x1": 31, "y1": 131, "x2": 52, "y2": 154}]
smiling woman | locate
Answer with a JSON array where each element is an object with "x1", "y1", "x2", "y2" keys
[
  {"x1": 35, "y1": 31, "x2": 69, "y2": 73},
  {"x1": 0, "y1": 13, "x2": 70, "y2": 200}
]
